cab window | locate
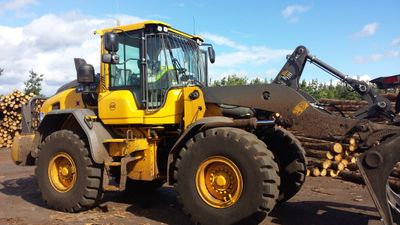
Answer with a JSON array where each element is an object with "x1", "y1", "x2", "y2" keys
[{"x1": 109, "y1": 31, "x2": 142, "y2": 104}]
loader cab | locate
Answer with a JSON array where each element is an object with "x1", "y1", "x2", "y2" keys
[{"x1": 97, "y1": 21, "x2": 214, "y2": 125}]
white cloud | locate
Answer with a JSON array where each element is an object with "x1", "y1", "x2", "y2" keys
[
  {"x1": 0, "y1": 0, "x2": 36, "y2": 15},
  {"x1": 388, "y1": 50, "x2": 399, "y2": 57},
  {"x1": 214, "y1": 46, "x2": 290, "y2": 68},
  {"x1": 203, "y1": 32, "x2": 289, "y2": 83},
  {"x1": 354, "y1": 50, "x2": 399, "y2": 64},
  {"x1": 352, "y1": 74, "x2": 371, "y2": 81},
  {"x1": 202, "y1": 32, "x2": 290, "y2": 69},
  {"x1": 201, "y1": 32, "x2": 247, "y2": 50},
  {"x1": 282, "y1": 4, "x2": 310, "y2": 22},
  {"x1": 391, "y1": 38, "x2": 400, "y2": 47},
  {"x1": 353, "y1": 22, "x2": 379, "y2": 38},
  {"x1": 0, "y1": 12, "x2": 145, "y2": 96},
  {"x1": 265, "y1": 69, "x2": 278, "y2": 77}
]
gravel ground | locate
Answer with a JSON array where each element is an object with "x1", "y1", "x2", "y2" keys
[{"x1": 0, "y1": 148, "x2": 382, "y2": 225}]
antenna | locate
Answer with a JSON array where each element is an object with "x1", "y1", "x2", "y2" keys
[
  {"x1": 116, "y1": 0, "x2": 120, "y2": 26},
  {"x1": 193, "y1": 16, "x2": 196, "y2": 35}
]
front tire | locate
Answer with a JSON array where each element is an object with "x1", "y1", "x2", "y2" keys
[
  {"x1": 173, "y1": 127, "x2": 280, "y2": 225},
  {"x1": 35, "y1": 130, "x2": 103, "y2": 212}
]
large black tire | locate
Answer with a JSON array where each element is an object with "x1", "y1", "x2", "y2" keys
[
  {"x1": 258, "y1": 126, "x2": 307, "y2": 203},
  {"x1": 35, "y1": 130, "x2": 103, "y2": 212},
  {"x1": 173, "y1": 127, "x2": 280, "y2": 225}
]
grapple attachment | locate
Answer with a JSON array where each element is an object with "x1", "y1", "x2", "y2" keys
[{"x1": 358, "y1": 135, "x2": 400, "y2": 225}]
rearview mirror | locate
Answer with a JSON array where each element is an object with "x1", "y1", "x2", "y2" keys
[
  {"x1": 104, "y1": 32, "x2": 119, "y2": 52},
  {"x1": 102, "y1": 53, "x2": 120, "y2": 64},
  {"x1": 208, "y1": 46, "x2": 215, "y2": 64}
]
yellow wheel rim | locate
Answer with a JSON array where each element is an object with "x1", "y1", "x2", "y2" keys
[
  {"x1": 196, "y1": 156, "x2": 243, "y2": 208},
  {"x1": 48, "y1": 152, "x2": 77, "y2": 193}
]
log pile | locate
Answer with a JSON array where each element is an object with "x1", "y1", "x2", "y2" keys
[
  {"x1": 319, "y1": 98, "x2": 368, "y2": 117},
  {"x1": 301, "y1": 93, "x2": 400, "y2": 188},
  {"x1": 300, "y1": 135, "x2": 359, "y2": 178},
  {"x1": 0, "y1": 90, "x2": 35, "y2": 148},
  {"x1": 300, "y1": 132, "x2": 400, "y2": 187},
  {"x1": 319, "y1": 94, "x2": 397, "y2": 117}
]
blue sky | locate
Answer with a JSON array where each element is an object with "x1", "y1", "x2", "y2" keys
[{"x1": 0, "y1": 0, "x2": 399, "y2": 95}]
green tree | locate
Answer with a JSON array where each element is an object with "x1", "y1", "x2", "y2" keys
[
  {"x1": 24, "y1": 70, "x2": 44, "y2": 95},
  {"x1": 212, "y1": 74, "x2": 248, "y2": 86},
  {"x1": 299, "y1": 79, "x2": 361, "y2": 100},
  {"x1": 249, "y1": 77, "x2": 264, "y2": 85},
  {"x1": 212, "y1": 75, "x2": 370, "y2": 100}
]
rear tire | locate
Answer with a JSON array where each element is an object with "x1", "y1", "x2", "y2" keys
[
  {"x1": 35, "y1": 130, "x2": 103, "y2": 212},
  {"x1": 258, "y1": 126, "x2": 307, "y2": 203},
  {"x1": 173, "y1": 127, "x2": 280, "y2": 225}
]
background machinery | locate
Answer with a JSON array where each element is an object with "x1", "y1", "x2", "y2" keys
[{"x1": 10, "y1": 21, "x2": 400, "y2": 225}]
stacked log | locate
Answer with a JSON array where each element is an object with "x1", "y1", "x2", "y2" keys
[
  {"x1": 299, "y1": 133, "x2": 400, "y2": 190},
  {"x1": 0, "y1": 90, "x2": 35, "y2": 148},
  {"x1": 300, "y1": 135, "x2": 359, "y2": 178},
  {"x1": 318, "y1": 98, "x2": 368, "y2": 117},
  {"x1": 318, "y1": 95, "x2": 397, "y2": 117}
]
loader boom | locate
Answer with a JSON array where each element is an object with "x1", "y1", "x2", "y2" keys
[{"x1": 274, "y1": 45, "x2": 396, "y2": 122}]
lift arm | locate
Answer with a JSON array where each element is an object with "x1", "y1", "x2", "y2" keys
[{"x1": 273, "y1": 45, "x2": 396, "y2": 122}]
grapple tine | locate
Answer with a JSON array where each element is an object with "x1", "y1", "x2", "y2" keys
[
  {"x1": 357, "y1": 135, "x2": 400, "y2": 225},
  {"x1": 387, "y1": 185, "x2": 400, "y2": 214}
]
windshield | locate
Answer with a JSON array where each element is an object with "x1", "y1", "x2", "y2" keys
[
  {"x1": 145, "y1": 32, "x2": 205, "y2": 109},
  {"x1": 146, "y1": 33, "x2": 205, "y2": 85}
]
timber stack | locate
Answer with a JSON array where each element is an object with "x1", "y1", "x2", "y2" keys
[
  {"x1": 319, "y1": 93, "x2": 397, "y2": 117},
  {"x1": 299, "y1": 135, "x2": 359, "y2": 178},
  {"x1": 300, "y1": 133, "x2": 400, "y2": 190},
  {"x1": 298, "y1": 92, "x2": 400, "y2": 188},
  {"x1": 0, "y1": 90, "x2": 39, "y2": 148}
]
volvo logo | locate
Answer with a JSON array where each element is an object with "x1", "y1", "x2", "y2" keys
[{"x1": 109, "y1": 102, "x2": 116, "y2": 111}]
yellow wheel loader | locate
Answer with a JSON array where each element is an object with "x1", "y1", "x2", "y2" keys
[{"x1": 10, "y1": 20, "x2": 400, "y2": 225}]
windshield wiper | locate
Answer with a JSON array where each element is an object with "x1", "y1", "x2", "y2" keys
[{"x1": 172, "y1": 58, "x2": 187, "y2": 75}]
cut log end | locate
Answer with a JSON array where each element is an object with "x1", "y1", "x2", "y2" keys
[
  {"x1": 312, "y1": 167, "x2": 321, "y2": 177},
  {"x1": 332, "y1": 143, "x2": 343, "y2": 154}
]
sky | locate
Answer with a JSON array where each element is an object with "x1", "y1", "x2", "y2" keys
[{"x1": 0, "y1": 0, "x2": 399, "y2": 96}]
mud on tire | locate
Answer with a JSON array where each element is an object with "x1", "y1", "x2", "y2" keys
[
  {"x1": 173, "y1": 127, "x2": 280, "y2": 225},
  {"x1": 35, "y1": 130, "x2": 103, "y2": 212}
]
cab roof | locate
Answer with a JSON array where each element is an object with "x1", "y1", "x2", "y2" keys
[{"x1": 95, "y1": 20, "x2": 203, "y2": 42}]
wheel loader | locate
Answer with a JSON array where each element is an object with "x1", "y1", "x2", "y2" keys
[{"x1": 9, "y1": 20, "x2": 400, "y2": 225}]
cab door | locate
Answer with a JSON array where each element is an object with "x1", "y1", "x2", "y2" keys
[{"x1": 98, "y1": 31, "x2": 145, "y2": 124}]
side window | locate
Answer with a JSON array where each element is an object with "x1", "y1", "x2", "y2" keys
[
  {"x1": 110, "y1": 43, "x2": 140, "y2": 87},
  {"x1": 109, "y1": 31, "x2": 142, "y2": 103}
]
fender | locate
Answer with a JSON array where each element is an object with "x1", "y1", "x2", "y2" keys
[{"x1": 38, "y1": 109, "x2": 112, "y2": 164}]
